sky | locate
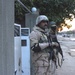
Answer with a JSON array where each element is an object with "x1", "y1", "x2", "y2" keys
[{"x1": 61, "y1": 18, "x2": 75, "y2": 32}]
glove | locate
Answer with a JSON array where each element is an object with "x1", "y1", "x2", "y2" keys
[{"x1": 31, "y1": 43, "x2": 41, "y2": 53}]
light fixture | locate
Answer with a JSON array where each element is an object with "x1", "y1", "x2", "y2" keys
[{"x1": 31, "y1": 7, "x2": 37, "y2": 13}]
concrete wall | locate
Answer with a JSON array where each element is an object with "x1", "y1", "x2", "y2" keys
[
  {"x1": 25, "y1": 13, "x2": 39, "y2": 32},
  {"x1": 0, "y1": 0, "x2": 14, "y2": 75}
]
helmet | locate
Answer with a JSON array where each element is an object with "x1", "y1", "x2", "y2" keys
[
  {"x1": 49, "y1": 21, "x2": 56, "y2": 27},
  {"x1": 36, "y1": 15, "x2": 48, "y2": 25},
  {"x1": 49, "y1": 21, "x2": 57, "y2": 31}
]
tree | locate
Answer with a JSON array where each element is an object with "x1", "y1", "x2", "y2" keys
[{"x1": 15, "y1": 0, "x2": 75, "y2": 27}]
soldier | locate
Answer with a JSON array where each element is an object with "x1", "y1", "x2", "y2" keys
[
  {"x1": 49, "y1": 21, "x2": 64, "y2": 67},
  {"x1": 29, "y1": 15, "x2": 58, "y2": 75}
]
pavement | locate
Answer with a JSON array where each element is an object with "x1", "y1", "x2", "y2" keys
[{"x1": 55, "y1": 35, "x2": 75, "y2": 75}]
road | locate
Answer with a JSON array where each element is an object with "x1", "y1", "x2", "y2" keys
[{"x1": 55, "y1": 35, "x2": 75, "y2": 75}]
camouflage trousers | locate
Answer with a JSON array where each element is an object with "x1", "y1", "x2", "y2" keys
[{"x1": 31, "y1": 52, "x2": 56, "y2": 75}]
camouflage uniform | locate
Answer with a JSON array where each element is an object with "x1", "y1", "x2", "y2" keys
[{"x1": 30, "y1": 26, "x2": 53, "y2": 75}]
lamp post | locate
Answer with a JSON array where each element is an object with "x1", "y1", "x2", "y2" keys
[
  {"x1": 25, "y1": 6, "x2": 39, "y2": 31},
  {"x1": 17, "y1": 0, "x2": 39, "y2": 30}
]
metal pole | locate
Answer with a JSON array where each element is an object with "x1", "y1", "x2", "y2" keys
[{"x1": 17, "y1": 0, "x2": 32, "y2": 13}]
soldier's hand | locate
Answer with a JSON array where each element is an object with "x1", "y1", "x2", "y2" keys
[{"x1": 52, "y1": 42, "x2": 59, "y2": 47}]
